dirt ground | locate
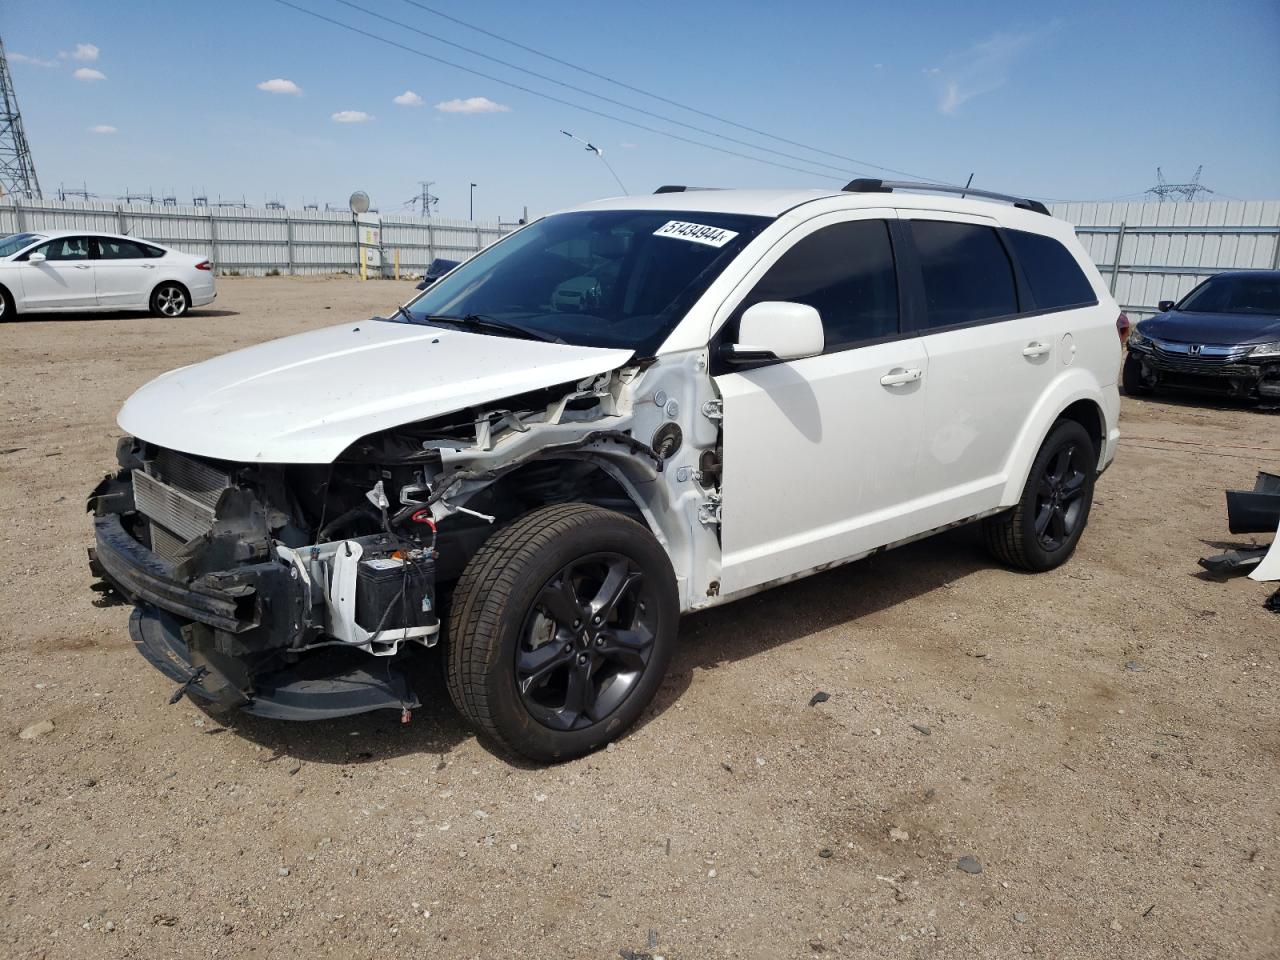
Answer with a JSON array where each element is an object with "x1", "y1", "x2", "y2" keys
[{"x1": 2, "y1": 276, "x2": 1277, "y2": 960}]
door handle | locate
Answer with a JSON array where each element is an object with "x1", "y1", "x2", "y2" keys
[
  {"x1": 74, "y1": 264, "x2": 92, "y2": 270},
  {"x1": 1022, "y1": 341, "x2": 1051, "y2": 358},
  {"x1": 141, "y1": 264, "x2": 156, "y2": 269},
  {"x1": 880, "y1": 367, "x2": 923, "y2": 387}
]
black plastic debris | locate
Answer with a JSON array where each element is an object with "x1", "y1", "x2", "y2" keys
[
  {"x1": 808, "y1": 691, "x2": 830, "y2": 707},
  {"x1": 1198, "y1": 547, "x2": 1269, "y2": 576},
  {"x1": 1226, "y1": 471, "x2": 1280, "y2": 534}
]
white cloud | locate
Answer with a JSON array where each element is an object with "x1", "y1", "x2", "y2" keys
[
  {"x1": 393, "y1": 90, "x2": 424, "y2": 107},
  {"x1": 10, "y1": 52, "x2": 60, "y2": 67},
  {"x1": 73, "y1": 67, "x2": 106, "y2": 82},
  {"x1": 257, "y1": 78, "x2": 302, "y2": 95},
  {"x1": 89, "y1": 124, "x2": 117, "y2": 135},
  {"x1": 873, "y1": 63, "x2": 885, "y2": 70},
  {"x1": 620, "y1": 142, "x2": 638, "y2": 149},
  {"x1": 71, "y1": 43, "x2": 100, "y2": 61},
  {"x1": 435, "y1": 96, "x2": 510, "y2": 115},
  {"x1": 931, "y1": 23, "x2": 1057, "y2": 115},
  {"x1": 331, "y1": 110, "x2": 372, "y2": 123}
]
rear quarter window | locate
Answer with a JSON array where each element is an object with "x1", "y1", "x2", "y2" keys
[
  {"x1": 1005, "y1": 229, "x2": 1097, "y2": 311},
  {"x1": 910, "y1": 220, "x2": 1018, "y2": 329}
]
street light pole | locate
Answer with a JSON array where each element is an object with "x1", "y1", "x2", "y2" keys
[{"x1": 470, "y1": 182, "x2": 476, "y2": 221}]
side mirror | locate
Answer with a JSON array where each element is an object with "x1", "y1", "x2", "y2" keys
[
  {"x1": 725, "y1": 301, "x2": 824, "y2": 364},
  {"x1": 1157, "y1": 300, "x2": 1175, "y2": 312},
  {"x1": 27, "y1": 251, "x2": 46, "y2": 264}
]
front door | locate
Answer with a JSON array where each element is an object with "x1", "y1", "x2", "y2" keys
[
  {"x1": 20, "y1": 236, "x2": 97, "y2": 310},
  {"x1": 713, "y1": 211, "x2": 929, "y2": 595}
]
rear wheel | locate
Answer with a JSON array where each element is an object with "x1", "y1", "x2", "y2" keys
[
  {"x1": 0, "y1": 285, "x2": 13, "y2": 322},
  {"x1": 984, "y1": 419, "x2": 1097, "y2": 572},
  {"x1": 1122, "y1": 352, "x2": 1152, "y2": 396},
  {"x1": 446, "y1": 503, "x2": 678, "y2": 762},
  {"x1": 150, "y1": 282, "x2": 189, "y2": 318}
]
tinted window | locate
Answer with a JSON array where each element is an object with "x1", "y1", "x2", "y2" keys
[
  {"x1": 741, "y1": 219, "x2": 898, "y2": 350},
  {"x1": 1005, "y1": 229, "x2": 1096, "y2": 310},
  {"x1": 95, "y1": 238, "x2": 150, "y2": 260},
  {"x1": 911, "y1": 221, "x2": 1018, "y2": 328},
  {"x1": 31, "y1": 236, "x2": 90, "y2": 261},
  {"x1": 1179, "y1": 274, "x2": 1280, "y2": 315}
]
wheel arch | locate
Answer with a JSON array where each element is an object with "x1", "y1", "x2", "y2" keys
[
  {"x1": 151, "y1": 278, "x2": 192, "y2": 306},
  {"x1": 998, "y1": 371, "x2": 1112, "y2": 508}
]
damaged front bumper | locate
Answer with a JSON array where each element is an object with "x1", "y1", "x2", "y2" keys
[
  {"x1": 89, "y1": 452, "x2": 435, "y2": 720},
  {"x1": 1126, "y1": 342, "x2": 1280, "y2": 399}
]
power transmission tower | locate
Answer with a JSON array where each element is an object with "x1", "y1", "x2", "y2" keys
[
  {"x1": 0, "y1": 36, "x2": 42, "y2": 199},
  {"x1": 1145, "y1": 165, "x2": 1212, "y2": 203},
  {"x1": 413, "y1": 180, "x2": 438, "y2": 217}
]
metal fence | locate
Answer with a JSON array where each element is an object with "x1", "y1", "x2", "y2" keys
[
  {"x1": 1048, "y1": 200, "x2": 1280, "y2": 320},
  {"x1": 0, "y1": 198, "x2": 516, "y2": 277},
  {"x1": 1, "y1": 197, "x2": 1277, "y2": 313}
]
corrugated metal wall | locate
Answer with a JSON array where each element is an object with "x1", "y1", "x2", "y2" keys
[
  {"x1": 2, "y1": 197, "x2": 1276, "y2": 310},
  {"x1": 0, "y1": 198, "x2": 514, "y2": 277},
  {"x1": 1048, "y1": 200, "x2": 1280, "y2": 320}
]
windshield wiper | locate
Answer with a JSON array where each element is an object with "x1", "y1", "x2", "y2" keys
[{"x1": 417, "y1": 313, "x2": 560, "y2": 343}]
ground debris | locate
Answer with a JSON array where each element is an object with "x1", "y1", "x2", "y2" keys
[
  {"x1": 957, "y1": 856, "x2": 983, "y2": 874},
  {"x1": 808, "y1": 691, "x2": 830, "y2": 706}
]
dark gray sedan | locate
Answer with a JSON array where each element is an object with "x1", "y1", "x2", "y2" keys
[{"x1": 1124, "y1": 270, "x2": 1280, "y2": 400}]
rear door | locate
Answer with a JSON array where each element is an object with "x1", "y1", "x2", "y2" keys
[
  {"x1": 899, "y1": 214, "x2": 1061, "y2": 522},
  {"x1": 714, "y1": 209, "x2": 931, "y2": 594},
  {"x1": 19, "y1": 236, "x2": 97, "y2": 310},
  {"x1": 92, "y1": 237, "x2": 158, "y2": 308}
]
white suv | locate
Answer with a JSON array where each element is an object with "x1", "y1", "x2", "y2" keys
[{"x1": 89, "y1": 180, "x2": 1122, "y2": 760}]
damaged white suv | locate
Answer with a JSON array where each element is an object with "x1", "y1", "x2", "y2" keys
[{"x1": 89, "y1": 180, "x2": 1122, "y2": 760}]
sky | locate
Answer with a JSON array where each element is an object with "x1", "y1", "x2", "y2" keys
[{"x1": 4, "y1": 0, "x2": 1279, "y2": 222}]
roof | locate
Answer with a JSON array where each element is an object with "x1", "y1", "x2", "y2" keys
[
  {"x1": 568, "y1": 186, "x2": 1073, "y2": 235},
  {"x1": 13, "y1": 228, "x2": 147, "y2": 242}
]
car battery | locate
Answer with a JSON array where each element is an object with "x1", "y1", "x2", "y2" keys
[{"x1": 354, "y1": 553, "x2": 436, "y2": 632}]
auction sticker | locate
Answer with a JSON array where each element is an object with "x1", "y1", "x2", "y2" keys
[{"x1": 653, "y1": 220, "x2": 739, "y2": 248}]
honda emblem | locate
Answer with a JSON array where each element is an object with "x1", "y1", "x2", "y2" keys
[{"x1": 1188, "y1": 344, "x2": 1203, "y2": 356}]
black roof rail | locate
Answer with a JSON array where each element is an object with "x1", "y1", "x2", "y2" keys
[
  {"x1": 653, "y1": 185, "x2": 722, "y2": 194},
  {"x1": 842, "y1": 178, "x2": 1050, "y2": 216}
]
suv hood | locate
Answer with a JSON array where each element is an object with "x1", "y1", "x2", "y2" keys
[
  {"x1": 1140, "y1": 310, "x2": 1280, "y2": 346},
  {"x1": 118, "y1": 320, "x2": 633, "y2": 463}
]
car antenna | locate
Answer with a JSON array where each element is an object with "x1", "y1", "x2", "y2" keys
[{"x1": 961, "y1": 172, "x2": 974, "y2": 199}]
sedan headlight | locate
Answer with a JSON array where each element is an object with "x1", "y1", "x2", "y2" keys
[
  {"x1": 1127, "y1": 328, "x2": 1150, "y2": 349},
  {"x1": 1250, "y1": 341, "x2": 1280, "y2": 358}
]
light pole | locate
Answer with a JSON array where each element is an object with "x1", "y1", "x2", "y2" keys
[
  {"x1": 560, "y1": 130, "x2": 628, "y2": 195},
  {"x1": 469, "y1": 182, "x2": 476, "y2": 221}
]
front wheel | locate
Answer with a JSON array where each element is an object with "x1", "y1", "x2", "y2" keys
[
  {"x1": 1122, "y1": 353, "x2": 1152, "y2": 396},
  {"x1": 983, "y1": 419, "x2": 1097, "y2": 572},
  {"x1": 150, "y1": 282, "x2": 189, "y2": 318},
  {"x1": 446, "y1": 503, "x2": 679, "y2": 762}
]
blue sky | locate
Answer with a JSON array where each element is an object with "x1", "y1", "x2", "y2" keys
[{"x1": 5, "y1": 0, "x2": 1278, "y2": 220}]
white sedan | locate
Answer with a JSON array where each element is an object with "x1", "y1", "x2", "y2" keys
[{"x1": 0, "y1": 230, "x2": 216, "y2": 319}]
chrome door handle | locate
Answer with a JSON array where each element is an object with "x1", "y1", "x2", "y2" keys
[
  {"x1": 880, "y1": 367, "x2": 923, "y2": 386},
  {"x1": 1022, "y1": 341, "x2": 1051, "y2": 358},
  {"x1": 74, "y1": 264, "x2": 92, "y2": 270}
]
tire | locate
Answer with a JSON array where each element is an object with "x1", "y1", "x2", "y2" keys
[
  {"x1": 1122, "y1": 352, "x2": 1152, "y2": 396},
  {"x1": 983, "y1": 419, "x2": 1097, "y2": 572},
  {"x1": 150, "y1": 282, "x2": 189, "y2": 318},
  {"x1": 0, "y1": 285, "x2": 13, "y2": 322},
  {"x1": 446, "y1": 503, "x2": 679, "y2": 762}
]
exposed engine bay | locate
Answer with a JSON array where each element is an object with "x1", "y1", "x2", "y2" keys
[{"x1": 88, "y1": 356, "x2": 723, "y2": 719}]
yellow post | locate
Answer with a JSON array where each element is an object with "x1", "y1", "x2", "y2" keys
[
  {"x1": 394, "y1": 248, "x2": 400, "y2": 280},
  {"x1": 359, "y1": 247, "x2": 367, "y2": 281}
]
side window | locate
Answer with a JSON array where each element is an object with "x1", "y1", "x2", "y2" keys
[
  {"x1": 140, "y1": 243, "x2": 167, "y2": 258},
  {"x1": 95, "y1": 238, "x2": 150, "y2": 260},
  {"x1": 910, "y1": 221, "x2": 1018, "y2": 329},
  {"x1": 31, "y1": 236, "x2": 91, "y2": 261},
  {"x1": 742, "y1": 219, "x2": 899, "y2": 351},
  {"x1": 1004, "y1": 229, "x2": 1097, "y2": 311}
]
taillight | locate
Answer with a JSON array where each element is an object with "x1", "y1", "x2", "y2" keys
[
  {"x1": 195, "y1": 260, "x2": 211, "y2": 271},
  {"x1": 1116, "y1": 312, "x2": 1131, "y2": 346}
]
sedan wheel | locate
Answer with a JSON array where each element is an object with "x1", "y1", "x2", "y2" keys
[{"x1": 151, "y1": 283, "x2": 189, "y2": 318}]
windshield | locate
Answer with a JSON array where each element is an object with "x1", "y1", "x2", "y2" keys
[
  {"x1": 0, "y1": 233, "x2": 43, "y2": 258},
  {"x1": 1178, "y1": 274, "x2": 1280, "y2": 316},
  {"x1": 394, "y1": 209, "x2": 771, "y2": 354}
]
